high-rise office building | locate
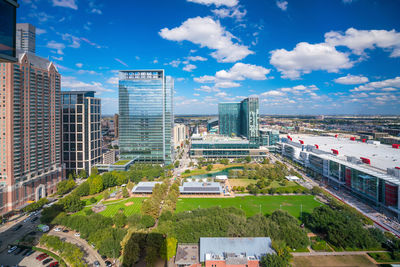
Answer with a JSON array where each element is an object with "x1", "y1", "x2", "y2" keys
[
  {"x1": 16, "y1": 23, "x2": 35, "y2": 54},
  {"x1": 62, "y1": 91, "x2": 102, "y2": 176},
  {"x1": 219, "y1": 97, "x2": 259, "y2": 141},
  {"x1": 173, "y1": 124, "x2": 187, "y2": 148},
  {"x1": 119, "y1": 70, "x2": 173, "y2": 165},
  {"x1": 0, "y1": 0, "x2": 18, "y2": 62},
  {"x1": 0, "y1": 51, "x2": 63, "y2": 215}
]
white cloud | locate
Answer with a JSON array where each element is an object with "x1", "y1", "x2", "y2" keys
[
  {"x1": 52, "y1": 0, "x2": 77, "y2": 10},
  {"x1": 215, "y1": 81, "x2": 240, "y2": 88},
  {"x1": 187, "y1": 56, "x2": 208, "y2": 61},
  {"x1": 62, "y1": 76, "x2": 114, "y2": 93},
  {"x1": 91, "y1": 8, "x2": 102, "y2": 14},
  {"x1": 352, "y1": 76, "x2": 400, "y2": 92},
  {"x1": 215, "y1": 63, "x2": 270, "y2": 80},
  {"x1": 325, "y1": 28, "x2": 400, "y2": 57},
  {"x1": 36, "y1": 28, "x2": 46, "y2": 35},
  {"x1": 183, "y1": 64, "x2": 197, "y2": 72},
  {"x1": 194, "y1": 75, "x2": 216, "y2": 83},
  {"x1": 193, "y1": 93, "x2": 200, "y2": 96},
  {"x1": 106, "y1": 77, "x2": 118, "y2": 85},
  {"x1": 276, "y1": 0, "x2": 288, "y2": 11},
  {"x1": 187, "y1": 0, "x2": 238, "y2": 7},
  {"x1": 176, "y1": 77, "x2": 186, "y2": 82},
  {"x1": 75, "y1": 63, "x2": 83, "y2": 68},
  {"x1": 270, "y1": 42, "x2": 353, "y2": 79},
  {"x1": 46, "y1": 41, "x2": 65, "y2": 55},
  {"x1": 114, "y1": 58, "x2": 128, "y2": 67},
  {"x1": 212, "y1": 6, "x2": 246, "y2": 20},
  {"x1": 194, "y1": 85, "x2": 220, "y2": 92},
  {"x1": 159, "y1": 17, "x2": 253, "y2": 62},
  {"x1": 334, "y1": 74, "x2": 369, "y2": 85},
  {"x1": 62, "y1": 33, "x2": 81, "y2": 48},
  {"x1": 153, "y1": 59, "x2": 159, "y2": 64},
  {"x1": 215, "y1": 91, "x2": 229, "y2": 97},
  {"x1": 51, "y1": 56, "x2": 63, "y2": 61},
  {"x1": 261, "y1": 90, "x2": 286, "y2": 97}
]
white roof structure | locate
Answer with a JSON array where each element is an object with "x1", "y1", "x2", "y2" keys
[
  {"x1": 286, "y1": 175, "x2": 300, "y2": 181},
  {"x1": 131, "y1": 181, "x2": 163, "y2": 193},
  {"x1": 289, "y1": 134, "x2": 400, "y2": 171}
]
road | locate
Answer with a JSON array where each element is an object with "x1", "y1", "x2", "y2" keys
[{"x1": 49, "y1": 230, "x2": 105, "y2": 267}]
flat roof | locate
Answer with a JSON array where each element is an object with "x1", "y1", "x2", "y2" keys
[
  {"x1": 199, "y1": 237, "x2": 273, "y2": 262},
  {"x1": 175, "y1": 244, "x2": 199, "y2": 265},
  {"x1": 179, "y1": 182, "x2": 222, "y2": 194},
  {"x1": 289, "y1": 134, "x2": 400, "y2": 171},
  {"x1": 131, "y1": 181, "x2": 163, "y2": 193}
]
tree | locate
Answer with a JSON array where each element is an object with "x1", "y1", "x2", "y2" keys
[
  {"x1": 160, "y1": 237, "x2": 177, "y2": 261},
  {"x1": 114, "y1": 212, "x2": 127, "y2": 228},
  {"x1": 245, "y1": 156, "x2": 252, "y2": 163},
  {"x1": 90, "y1": 175, "x2": 103, "y2": 194},
  {"x1": 59, "y1": 194, "x2": 84, "y2": 213},
  {"x1": 174, "y1": 160, "x2": 180, "y2": 168},
  {"x1": 103, "y1": 190, "x2": 110, "y2": 200},
  {"x1": 90, "y1": 197, "x2": 97, "y2": 204},
  {"x1": 91, "y1": 167, "x2": 99, "y2": 176},
  {"x1": 78, "y1": 169, "x2": 87, "y2": 179},
  {"x1": 122, "y1": 187, "x2": 130, "y2": 198},
  {"x1": 206, "y1": 164, "x2": 213, "y2": 171},
  {"x1": 57, "y1": 178, "x2": 76, "y2": 195}
]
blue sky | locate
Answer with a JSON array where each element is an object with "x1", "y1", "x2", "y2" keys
[{"x1": 18, "y1": 0, "x2": 400, "y2": 115}]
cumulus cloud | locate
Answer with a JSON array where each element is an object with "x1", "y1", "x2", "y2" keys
[
  {"x1": 334, "y1": 74, "x2": 369, "y2": 85},
  {"x1": 159, "y1": 17, "x2": 253, "y2": 62},
  {"x1": 276, "y1": 0, "x2": 288, "y2": 11},
  {"x1": 270, "y1": 42, "x2": 353, "y2": 79},
  {"x1": 36, "y1": 28, "x2": 46, "y2": 35},
  {"x1": 215, "y1": 63, "x2": 271, "y2": 80},
  {"x1": 62, "y1": 76, "x2": 114, "y2": 93},
  {"x1": 183, "y1": 64, "x2": 197, "y2": 72},
  {"x1": 187, "y1": 56, "x2": 208, "y2": 61},
  {"x1": 212, "y1": 6, "x2": 246, "y2": 20},
  {"x1": 187, "y1": 0, "x2": 238, "y2": 7},
  {"x1": 194, "y1": 75, "x2": 216, "y2": 83},
  {"x1": 194, "y1": 85, "x2": 220, "y2": 92},
  {"x1": 52, "y1": 0, "x2": 77, "y2": 10},
  {"x1": 62, "y1": 33, "x2": 81, "y2": 48},
  {"x1": 261, "y1": 90, "x2": 286, "y2": 97},
  {"x1": 215, "y1": 81, "x2": 240, "y2": 88},
  {"x1": 352, "y1": 76, "x2": 400, "y2": 92},
  {"x1": 106, "y1": 77, "x2": 118, "y2": 85},
  {"x1": 75, "y1": 63, "x2": 83, "y2": 68},
  {"x1": 325, "y1": 28, "x2": 400, "y2": 57}
]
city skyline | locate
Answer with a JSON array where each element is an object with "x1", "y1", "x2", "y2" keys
[{"x1": 16, "y1": 0, "x2": 400, "y2": 115}]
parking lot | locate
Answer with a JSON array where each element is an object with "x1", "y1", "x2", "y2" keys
[{"x1": 0, "y1": 247, "x2": 59, "y2": 267}]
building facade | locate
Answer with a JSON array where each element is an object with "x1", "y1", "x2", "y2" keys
[
  {"x1": 279, "y1": 137, "x2": 400, "y2": 219},
  {"x1": 0, "y1": 51, "x2": 64, "y2": 214},
  {"x1": 62, "y1": 91, "x2": 102, "y2": 176},
  {"x1": 218, "y1": 97, "x2": 259, "y2": 141},
  {"x1": 119, "y1": 70, "x2": 173, "y2": 165},
  {"x1": 114, "y1": 113, "x2": 119, "y2": 138},
  {"x1": 102, "y1": 150, "x2": 116, "y2": 165},
  {"x1": 173, "y1": 123, "x2": 186, "y2": 148},
  {"x1": 0, "y1": 0, "x2": 18, "y2": 62},
  {"x1": 16, "y1": 23, "x2": 35, "y2": 54}
]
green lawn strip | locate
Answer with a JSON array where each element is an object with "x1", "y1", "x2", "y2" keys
[
  {"x1": 311, "y1": 240, "x2": 333, "y2": 252},
  {"x1": 288, "y1": 247, "x2": 310, "y2": 252},
  {"x1": 33, "y1": 246, "x2": 67, "y2": 267},
  {"x1": 113, "y1": 160, "x2": 131, "y2": 165},
  {"x1": 330, "y1": 243, "x2": 384, "y2": 252},
  {"x1": 100, "y1": 197, "x2": 147, "y2": 217},
  {"x1": 176, "y1": 195, "x2": 322, "y2": 218},
  {"x1": 368, "y1": 252, "x2": 400, "y2": 263}
]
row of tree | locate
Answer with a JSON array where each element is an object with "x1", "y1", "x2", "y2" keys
[
  {"x1": 40, "y1": 234, "x2": 87, "y2": 267},
  {"x1": 56, "y1": 178, "x2": 76, "y2": 195},
  {"x1": 141, "y1": 181, "x2": 169, "y2": 218},
  {"x1": 23, "y1": 198, "x2": 49, "y2": 213},
  {"x1": 162, "y1": 179, "x2": 180, "y2": 213}
]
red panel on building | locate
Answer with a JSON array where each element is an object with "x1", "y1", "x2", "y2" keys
[
  {"x1": 360, "y1": 157, "x2": 371, "y2": 164},
  {"x1": 345, "y1": 168, "x2": 352, "y2": 187},
  {"x1": 385, "y1": 183, "x2": 398, "y2": 207},
  {"x1": 335, "y1": 134, "x2": 338, "y2": 138},
  {"x1": 350, "y1": 137, "x2": 356, "y2": 141},
  {"x1": 315, "y1": 144, "x2": 319, "y2": 149},
  {"x1": 362, "y1": 139, "x2": 366, "y2": 143},
  {"x1": 331, "y1": 149, "x2": 339, "y2": 155},
  {"x1": 392, "y1": 144, "x2": 400, "y2": 149},
  {"x1": 299, "y1": 140, "x2": 304, "y2": 144}
]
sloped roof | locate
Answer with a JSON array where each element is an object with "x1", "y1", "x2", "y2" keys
[{"x1": 17, "y1": 50, "x2": 57, "y2": 71}]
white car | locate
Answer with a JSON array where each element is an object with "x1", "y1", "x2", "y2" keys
[
  {"x1": 74, "y1": 233, "x2": 80, "y2": 237},
  {"x1": 54, "y1": 227, "x2": 61, "y2": 232},
  {"x1": 7, "y1": 246, "x2": 17, "y2": 254}
]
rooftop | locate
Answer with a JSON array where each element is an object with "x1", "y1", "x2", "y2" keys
[
  {"x1": 199, "y1": 237, "x2": 273, "y2": 262},
  {"x1": 179, "y1": 182, "x2": 222, "y2": 194},
  {"x1": 192, "y1": 134, "x2": 250, "y2": 144},
  {"x1": 132, "y1": 181, "x2": 163, "y2": 194},
  {"x1": 289, "y1": 134, "x2": 400, "y2": 171},
  {"x1": 175, "y1": 244, "x2": 199, "y2": 265}
]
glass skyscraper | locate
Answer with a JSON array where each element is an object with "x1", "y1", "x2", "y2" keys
[
  {"x1": 119, "y1": 70, "x2": 173, "y2": 165},
  {"x1": 218, "y1": 97, "x2": 259, "y2": 141}
]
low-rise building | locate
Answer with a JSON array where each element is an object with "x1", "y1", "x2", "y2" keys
[
  {"x1": 131, "y1": 181, "x2": 163, "y2": 194},
  {"x1": 102, "y1": 150, "x2": 116, "y2": 165},
  {"x1": 179, "y1": 182, "x2": 223, "y2": 195}
]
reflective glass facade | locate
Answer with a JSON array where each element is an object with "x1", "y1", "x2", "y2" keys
[
  {"x1": 0, "y1": 0, "x2": 18, "y2": 62},
  {"x1": 119, "y1": 70, "x2": 173, "y2": 165},
  {"x1": 218, "y1": 97, "x2": 259, "y2": 140}
]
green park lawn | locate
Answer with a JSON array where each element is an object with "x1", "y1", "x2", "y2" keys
[
  {"x1": 176, "y1": 195, "x2": 322, "y2": 219},
  {"x1": 76, "y1": 197, "x2": 147, "y2": 217}
]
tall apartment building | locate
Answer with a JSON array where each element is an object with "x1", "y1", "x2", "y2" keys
[
  {"x1": 16, "y1": 23, "x2": 35, "y2": 54},
  {"x1": 62, "y1": 91, "x2": 102, "y2": 176},
  {"x1": 0, "y1": 0, "x2": 18, "y2": 62},
  {"x1": 0, "y1": 51, "x2": 63, "y2": 215},
  {"x1": 219, "y1": 97, "x2": 259, "y2": 141},
  {"x1": 173, "y1": 123, "x2": 186, "y2": 148},
  {"x1": 119, "y1": 70, "x2": 173, "y2": 165}
]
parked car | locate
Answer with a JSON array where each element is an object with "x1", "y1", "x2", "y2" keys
[
  {"x1": 36, "y1": 253, "x2": 49, "y2": 261},
  {"x1": 22, "y1": 249, "x2": 32, "y2": 256},
  {"x1": 31, "y1": 217, "x2": 38, "y2": 222},
  {"x1": 105, "y1": 260, "x2": 112, "y2": 267},
  {"x1": 26, "y1": 250, "x2": 35, "y2": 256},
  {"x1": 94, "y1": 261, "x2": 100, "y2": 267},
  {"x1": 48, "y1": 262, "x2": 59, "y2": 267},
  {"x1": 74, "y1": 233, "x2": 80, "y2": 237},
  {"x1": 42, "y1": 258, "x2": 52, "y2": 265},
  {"x1": 7, "y1": 246, "x2": 17, "y2": 254},
  {"x1": 62, "y1": 229, "x2": 69, "y2": 233},
  {"x1": 36, "y1": 253, "x2": 46, "y2": 260},
  {"x1": 53, "y1": 227, "x2": 61, "y2": 232},
  {"x1": 12, "y1": 225, "x2": 22, "y2": 231},
  {"x1": 13, "y1": 247, "x2": 24, "y2": 255}
]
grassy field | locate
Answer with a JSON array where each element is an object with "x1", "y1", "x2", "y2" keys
[
  {"x1": 229, "y1": 179, "x2": 298, "y2": 189},
  {"x1": 292, "y1": 255, "x2": 376, "y2": 267},
  {"x1": 176, "y1": 195, "x2": 322, "y2": 218},
  {"x1": 76, "y1": 197, "x2": 147, "y2": 217}
]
